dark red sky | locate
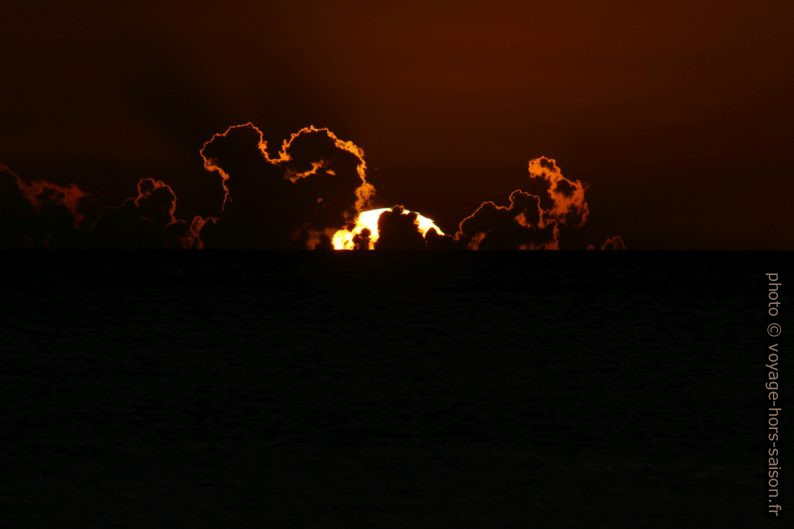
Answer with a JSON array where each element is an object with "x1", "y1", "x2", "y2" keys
[{"x1": 2, "y1": 1, "x2": 793, "y2": 248}]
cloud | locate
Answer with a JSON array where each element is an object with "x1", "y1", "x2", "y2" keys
[
  {"x1": 197, "y1": 123, "x2": 375, "y2": 249},
  {"x1": 375, "y1": 206, "x2": 430, "y2": 250},
  {"x1": 0, "y1": 123, "x2": 376, "y2": 249},
  {"x1": 527, "y1": 157, "x2": 589, "y2": 228},
  {"x1": 587, "y1": 236, "x2": 627, "y2": 251},
  {"x1": 455, "y1": 157, "x2": 589, "y2": 250},
  {"x1": 425, "y1": 228, "x2": 459, "y2": 250},
  {"x1": 90, "y1": 178, "x2": 200, "y2": 249},
  {"x1": 600, "y1": 236, "x2": 627, "y2": 250},
  {"x1": 1, "y1": 126, "x2": 619, "y2": 250},
  {"x1": 0, "y1": 164, "x2": 87, "y2": 247}
]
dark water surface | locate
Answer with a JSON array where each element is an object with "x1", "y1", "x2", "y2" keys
[{"x1": 2, "y1": 251, "x2": 791, "y2": 527}]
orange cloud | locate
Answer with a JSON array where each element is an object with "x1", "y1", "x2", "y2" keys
[
  {"x1": 1, "y1": 127, "x2": 619, "y2": 250},
  {"x1": 197, "y1": 123, "x2": 376, "y2": 249},
  {"x1": 200, "y1": 123, "x2": 374, "y2": 215},
  {"x1": 456, "y1": 157, "x2": 589, "y2": 250},
  {"x1": 528, "y1": 157, "x2": 589, "y2": 228},
  {"x1": 15, "y1": 176, "x2": 87, "y2": 227}
]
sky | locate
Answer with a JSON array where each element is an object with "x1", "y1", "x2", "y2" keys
[{"x1": 2, "y1": 0, "x2": 793, "y2": 249}]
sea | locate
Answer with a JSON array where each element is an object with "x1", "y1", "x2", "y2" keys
[{"x1": 2, "y1": 251, "x2": 791, "y2": 527}]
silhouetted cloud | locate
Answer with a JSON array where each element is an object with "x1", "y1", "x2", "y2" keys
[
  {"x1": 600, "y1": 236, "x2": 627, "y2": 250},
  {"x1": 332, "y1": 206, "x2": 446, "y2": 250},
  {"x1": 425, "y1": 228, "x2": 460, "y2": 250},
  {"x1": 457, "y1": 191, "x2": 555, "y2": 250},
  {"x1": 1, "y1": 126, "x2": 619, "y2": 250},
  {"x1": 198, "y1": 123, "x2": 375, "y2": 249},
  {"x1": 588, "y1": 236, "x2": 627, "y2": 251},
  {"x1": 353, "y1": 228, "x2": 372, "y2": 251},
  {"x1": 455, "y1": 157, "x2": 588, "y2": 250},
  {"x1": 91, "y1": 178, "x2": 199, "y2": 249},
  {"x1": 0, "y1": 163, "x2": 87, "y2": 247},
  {"x1": 375, "y1": 206, "x2": 428, "y2": 250}
]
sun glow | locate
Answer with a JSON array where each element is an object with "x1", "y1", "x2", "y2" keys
[{"x1": 332, "y1": 208, "x2": 444, "y2": 250}]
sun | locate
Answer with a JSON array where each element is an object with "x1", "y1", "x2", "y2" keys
[{"x1": 332, "y1": 208, "x2": 444, "y2": 250}]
